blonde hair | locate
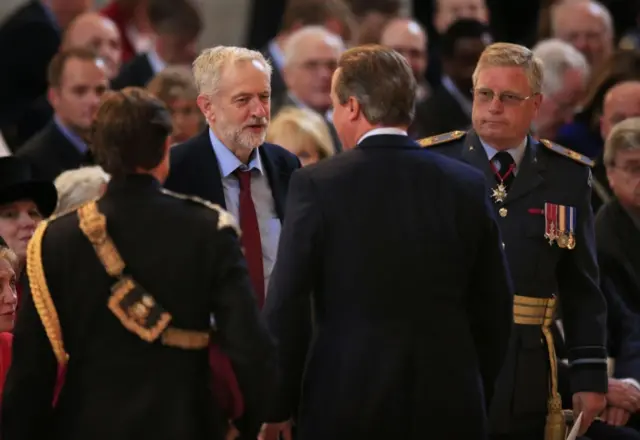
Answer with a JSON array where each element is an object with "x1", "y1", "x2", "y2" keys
[
  {"x1": 54, "y1": 166, "x2": 111, "y2": 214},
  {"x1": 473, "y1": 42, "x2": 544, "y2": 94},
  {"x1": 604, "y1": 117, "x2": 640, "y2": 167},
  {"x1": 192, "y1": 46, "x2": 272, "y2": 96},
  {"x1": 267, "y1": 107, "x2": 335, "y2": 159},
  {"x1": 0, "y1": 246, "x2": 18, "y2": 273}
]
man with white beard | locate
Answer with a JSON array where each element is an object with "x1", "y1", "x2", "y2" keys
[{"x1": 164, "y1": 46, "x2": 301, "y2": 437}]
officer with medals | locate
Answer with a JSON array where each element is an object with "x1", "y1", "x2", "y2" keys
[
  {"x1": 420, "y1": 42, "x2": 608, "y2": 440},
  {"x1": 1, "y1": 88, "x2": 276, "y2": 440}
]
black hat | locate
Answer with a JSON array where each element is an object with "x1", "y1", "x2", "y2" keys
[{"x1": 0, "y1": 157, "x2": 57, "y2": 218}]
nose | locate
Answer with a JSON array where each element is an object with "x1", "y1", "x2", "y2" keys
[
  {"x1": 488, "y1": 96, "x2": 504, "y2": 113},
  {"x1": 17, "y1": 211, "x2": 37, "y2": 229},
  {"x1": 1, "y1": 285, "x2": 17, "y2": 307},
  {"x1": 251, "y1": 99, "x2": 268, "y2": 118}
]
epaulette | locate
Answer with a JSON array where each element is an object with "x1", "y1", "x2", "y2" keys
[
  {"x1": 160, "y1": 189, "x2": 240, "y2": 236},
  {"x1": 540, "y1": 139, "x2": 594, "y2": 167},
  {"x1": 418, "y1": 130, "x2": 466, "y2": 147}
]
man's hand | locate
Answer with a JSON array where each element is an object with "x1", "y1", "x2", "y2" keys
[
  {"x1": 258, "y1": 421, "x2": 292, "y2": 440},
  {"x1": 602, "y1": 407, "x2": 632, "y2": 427},
  {"x1": 607, "y1": 378, "x2": 640, "y2": 413},
  {"x1": 573, "y1": 392, "x2": 607, "y2": 436}
]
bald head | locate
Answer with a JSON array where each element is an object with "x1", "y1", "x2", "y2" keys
[
  {"x1": 601, "y1": 81, "x2": 640, "y2": 139},
  {"x1": 63, "y1": 12, "x2": 122, "y2": 79},
  {"x1": 552, "y1": 0, "x2": 613, "y2": 70},
  {"x1": 380, "y1": 18, "x2": 428, "y2": 80}
]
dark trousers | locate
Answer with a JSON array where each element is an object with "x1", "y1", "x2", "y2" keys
[
  {"x1": 490, "y1": 429, "x2": 543, "y2": 440},
  {"x1": 584, "y1": 421, "x2": 640, "y2": 440}
]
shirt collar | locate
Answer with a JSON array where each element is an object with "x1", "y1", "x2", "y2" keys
[
  {"x1": 209, "y1": 128, "x2": 263, "y2": 178},
  {"x1": 479, "y1": 136, "x2": 528, "y2": 169},
  {"x1": 147, "y1": 49, "x2": 167, "y2": 74},
  {"x1": 357, "y1": 127, "x2": 408, "y2": 144},
  {"x1": 287, "y1": 92, "x2": 333, "y2": 120},
  {"x1": 268, "y1": 39, "x2": 285, "y2": 71},
  {"x1": 54, "y1": 116, "x2": 88, "y2": 154}
]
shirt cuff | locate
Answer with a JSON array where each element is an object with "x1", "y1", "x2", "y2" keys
[{"x1": 621, "y1": 378, "x2": 640, "y2": 391}]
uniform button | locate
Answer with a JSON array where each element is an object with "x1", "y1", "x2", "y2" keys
[
  {"x1": 502, "y1": 242, "x2": 506, "y2": 249},
  {"x1": 499, "y1": 207, "x2": 508, "y2": 217}
]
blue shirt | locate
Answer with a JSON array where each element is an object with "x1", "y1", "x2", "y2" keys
[
  {"x1": 479, "y1": 136, "x2": 527, "y2": 176},
  {"x1": 54, "y1": 117, "x2": 88, "y2": 154},
  {"x1": 209, "y1": 129, "x2": 281, "y2": 293}
]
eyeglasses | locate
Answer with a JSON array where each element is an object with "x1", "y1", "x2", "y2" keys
[
  {"x1": 472, "y1": 88, "x2": 538, "y2": 106},
  {"x1": 614, "y1": 164, "x2": 640, "y2": 178}
]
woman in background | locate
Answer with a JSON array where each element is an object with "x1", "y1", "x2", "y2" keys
[
  {"x1": 147, "y1": 66, "x2": 205, "y2": 145},
  {"x1": 0, "y1": 237, "x2": 19, "y2": 401},
  {"x1": 266, "y1": 106, "x2": 335, "y2": 166}
]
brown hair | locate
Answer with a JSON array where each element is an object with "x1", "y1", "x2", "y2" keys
[
  {"x1": 281, "y1": 0, "x2": 355, "y2": 37},
  {"x1": 47, "y1": 48, "x2": 100, "y2": 88},
  {"x1": 147, "y1": 66, "x2": 199, "y2": 104},
  {"x1": 147, "y1": 0, "x2": 202, "y2": 39},
  {"x1": 334, "y1": 44, "x2": 416, "y2": 126},
  {"x1": 90, "y1": 87, "x2": 172, "y2": 176}
]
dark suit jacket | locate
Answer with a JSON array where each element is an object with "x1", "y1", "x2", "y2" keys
[
  {"x1": 427, "y1": 130, "x2": 608, "y2": 433},
  {"x1": 1, "y1": 174, "x2": 276, "y2": 440},
  {"x1": 272, "y1": 93, "x2": 342, "y2": 153},
  {"x1": 16, "y1": 121, "x2": 92, "y2": 181},
  {"x1": 596, "y1": 199, "x2": 640, "y2": 314},
  {"x1": 111, "y1": 53, "x2": 154, "y2": 90},
  {"x1": 264, "y1": 133, "x2": 513, "y2": 440},
  {"x1": 411, "y1": 85, "x2": 471, "y2": 139},
  {"x1": 0, "y1": 1, "x2": 60, "y2": 149}
]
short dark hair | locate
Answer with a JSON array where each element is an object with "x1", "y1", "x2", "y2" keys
[
  {"x1": 281, "y1": 0, "x2": 355, "y2": 34},
  {"x1": 90, "y1": 87, "x2": 172, "y2": 176},
  {"x1": 440, "y1": 19, "x2": 492, "y2": 58},
  {"x1": 47, "y1": 48, "x2": 100, "y2": 88},
  {"x1": 335, "y1": 44, "x2": 416, "y2": 126},
  {"x1": 147, "y1": 0, "x2": 202, "y2": 39}
]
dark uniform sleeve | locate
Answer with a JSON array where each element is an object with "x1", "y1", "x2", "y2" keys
[
  {"x1": 209, "y1": 224, "x2": 277, "y2": 436},
  {"x1": 1, "y1": 231, "x2": 59, "y2": 440},
  {"x1": 467, "y1": 179, "x2": 514, "y2": 408},
  {"x1": 558, "y1": 167, "x2": 608, "y2": 394},
  {"x1": 262, "y1": 170, "x2": 318, "y2": 423}
]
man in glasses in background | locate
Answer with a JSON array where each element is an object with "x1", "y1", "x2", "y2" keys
[{"x1": 420, "y1": 42, "x2": 608, "y2": 440}]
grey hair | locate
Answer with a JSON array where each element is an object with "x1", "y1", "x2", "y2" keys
[
  {"x1": 533, "y1": 38, "x2": 590, "y2": 96},
  {"x1": 473, "y1": 42, "x2": 544, "y2": 94},
  {"x1": 551, "y1": 0, "x2": 614, "y2": 38},
  {"x1": 54, "y1": 166, "x2": 110, "y2": 214},
  {"x1": 192, "y1": 46, "x2": 272, "y2": 96},
  {"x1": 283, "y1": 25, "x2": 345, "y2": 67},
  {"x1": 604, "y1": 117, "x2": 640, "y2": 167}
]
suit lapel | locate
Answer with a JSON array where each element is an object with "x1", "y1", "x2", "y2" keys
[
  {"x1": 193, "y1": 131, "x2": 227, "y2": 207},
  {"x1": 461, "y1": 130, "x2": 495, "y2": 183},
  {"x1": 259, "y1": 146, "x2": 286, "y2": 220},
  {"x1": 503, "y1": 137, "x2": 545, "y2": 206},
  {"x1": 49, "y1": 123, "x2": 88, "y2": 169}
]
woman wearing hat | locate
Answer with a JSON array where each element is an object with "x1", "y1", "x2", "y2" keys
[
  {"x1": 0, "y1": 236, "x2": 19, "y2": 403},
  {"x1": 0, "y1": 157, "x2": 57, "y2": 304}
]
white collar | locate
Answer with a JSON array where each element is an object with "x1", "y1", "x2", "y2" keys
[
  {"x1": 357, "y1": 127, "x2": 408, "y2": 145},
  {"x1": 146, "y1": 49, "x2": 167, "y2": 74}
]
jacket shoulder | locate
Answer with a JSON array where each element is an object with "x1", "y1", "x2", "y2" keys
[
  {"x1": 539, "y1": 139, "x2": 594, "y2": 167},
  {"x1": 418, "y1": 130, "x2": 467, "y2": 148},
  {"x1": 261, "y1": 142, "x2": 301, "y2": 169},
  {"x1": 159, "y1": 189, "x2": 240, "y2": 236}
]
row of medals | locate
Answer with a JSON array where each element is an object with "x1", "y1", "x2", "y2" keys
[{"x1": 491, "y1": 183, "x2": 575, "y2": 250}]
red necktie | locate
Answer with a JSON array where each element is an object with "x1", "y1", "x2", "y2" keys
[{"x1": 235, "y1": 169, "x2": 265, "y2": 308}]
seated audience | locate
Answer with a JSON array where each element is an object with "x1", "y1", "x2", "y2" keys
[
  {"x1": 54, "y1": 166, "x2": 111, "y2": 214},
  {"x1": 0, "y1": 157, "x2": 57, "y2": 305},
  {"x1": 147, "y1": 66, "x2": 204, "y2": 145},
  {"x1": 266, "y1": 107, "x2": 335, "y2": 166},
  {"x1": 0, "y1": 238, "x2": 18, "y2": 403},
  {"x1": 532, "y1": 38, "x2": 590, "y2": 142},
  {"x1": 16, "y1": 49, "x2": 109, "y2": 182},
  {"x1": 597, "y1": 117, "x2": 640, "y2": 314},
  {"x1": 111, "y1": 0, "x2": 202, "y2": 90}
]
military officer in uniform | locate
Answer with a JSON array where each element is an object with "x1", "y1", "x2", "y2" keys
[
  {"x1": 420, "y1": 42, "x2": 608, "y2": 440},
  {"x1": 1, "y1": 88, "x2": 276, "y2": 440}
]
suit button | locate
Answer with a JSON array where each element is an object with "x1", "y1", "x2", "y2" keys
[{"x1": 499, "y1": 207, "x2": 508, "y2": 217}]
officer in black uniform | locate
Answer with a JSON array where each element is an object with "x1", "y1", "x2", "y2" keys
[
  {"x1": 420, "y1": 42, "x2": 608, "y2": 440},
  {"x1": 1, "y1": 87, "x2": 276, "y2": 440}
]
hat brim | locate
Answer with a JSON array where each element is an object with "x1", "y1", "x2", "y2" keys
[{"x1": 0, "y1": 181, "x2": 58, "y2": 218}]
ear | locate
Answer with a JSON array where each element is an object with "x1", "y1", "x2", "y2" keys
[
  {"x1": 606, "y1": 167, "x2": 616, "y2": 189},
  {"x1": 600, "y1": 115, "x2": 607, "y2": 141},
  {"x1": 347, "y1": 96, "x2": 360, "y2": 121},
  {"x1": 196, "y1": 94, "x2": 212, "y2": 122},
  {"x1": 47, "y1": 87, "x2": 59, "y2": 109}
]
